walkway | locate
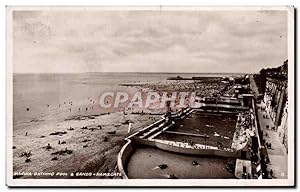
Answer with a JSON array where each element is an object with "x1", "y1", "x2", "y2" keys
[{"x1": 256, "y1": 103, "x2": 288, "y2": 179}]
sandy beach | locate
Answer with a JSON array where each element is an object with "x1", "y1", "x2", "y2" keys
[{"x1": 13, "y1": 111, "x2": 161, "y2": 179}]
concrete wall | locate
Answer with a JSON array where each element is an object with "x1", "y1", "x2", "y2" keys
[
  {"x1": 131, "y1": 137, "x2": 156, "y2": 147},
  {"x1": 236, "y1": 140, "x2": 251, "y2": 160},
  {"x1": 277, "y1": 100, "x2": 288, "y2": 152},
  {"x1": 251, "y1": 97, "x2": 262, "y2": 149},
  {"x1": 117, "y1": 139, "x2": 134, "y2": 179},
  {"x1": 126, "y1": 118, "x2": 165, "y2": 139},
  {"x1": 132, "y1": 136, "x2": 237, "y2": 158},
  {"x1": 118, "y1": 136, "x2": 240, "y2": 178},
  {"x1": 154, "y1": 141, "x2": 237, "y2": 158}
]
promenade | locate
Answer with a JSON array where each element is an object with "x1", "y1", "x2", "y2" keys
[{"x1": 256, "y1": 103, "x2": 288, "y2": 179}]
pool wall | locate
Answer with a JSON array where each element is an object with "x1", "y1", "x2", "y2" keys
[
  {"x1": 117, "y1": 139, "x2": 134, "y2": 179},
  {"x1": 132, "y1": 137, "x2": 237, "y2": 158},
  {"x1": 118, "y1": 137, "x2": 239, "y2": 179},
  {"x1": 117, "y1": 106, "x2": 254, "y2": 179}
]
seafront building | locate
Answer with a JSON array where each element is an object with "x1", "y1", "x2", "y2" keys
[{"x1": 262, "y1": 60, "x2": 288, "y2": 152}]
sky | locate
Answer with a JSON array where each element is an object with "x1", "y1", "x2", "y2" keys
[{"x1": 12, "y1": 9, "x2": 288, "y2": 73}]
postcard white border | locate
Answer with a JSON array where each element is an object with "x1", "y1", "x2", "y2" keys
[{"x1": 6, "y1": 6, "x2": 295, "y2": 187}]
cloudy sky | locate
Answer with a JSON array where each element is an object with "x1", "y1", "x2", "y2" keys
[{"x1": 12, "y1": 9, "x2": 288, "y2": 73}]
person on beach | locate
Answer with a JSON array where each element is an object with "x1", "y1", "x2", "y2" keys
[
  {"x1": 270, "y1": 169, "x2": 273, "y2": 178},
  {"x1": 25, "y1": 157, "x2": 31, "y2": 163},
  {"x1": 46, "y1": 143, "x2": 52, "y2": 150},
  {"x1": 78, "y1": 107, "x2": 80, "y2": 111}
]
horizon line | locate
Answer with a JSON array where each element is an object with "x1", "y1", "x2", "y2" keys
[{"x1": 12, "y1": 72, "x2": 255, "y2": 75}]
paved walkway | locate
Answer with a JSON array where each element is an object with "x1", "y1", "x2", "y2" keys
[{"x1": 256, "y1": 103, "x2": 288, "y2": 179}]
